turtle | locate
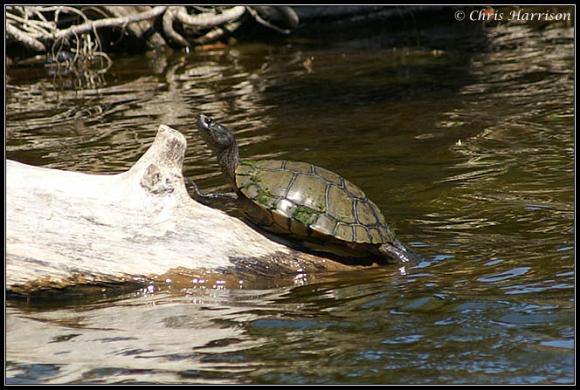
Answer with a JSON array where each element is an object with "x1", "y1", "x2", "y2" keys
[{"x1": 188, "y1": 113, "x2": 414, "y2": 265}]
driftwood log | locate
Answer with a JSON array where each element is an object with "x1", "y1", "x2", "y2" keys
[{"x1": 6, "y1": 125, "x2": 358, "y2": 295}]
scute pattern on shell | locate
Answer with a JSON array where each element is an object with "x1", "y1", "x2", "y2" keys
[{"x1": 235, "y1": 160, "x2": 395, "y2": 245}]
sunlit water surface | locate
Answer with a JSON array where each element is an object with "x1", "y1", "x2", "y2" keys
[{"x1": 6, "y1": 16, "x2": 574, "y2": 384}]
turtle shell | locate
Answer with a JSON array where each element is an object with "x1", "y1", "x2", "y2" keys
[{"x1": 235, "y1": 160, "x2": 397, "y2": 257}]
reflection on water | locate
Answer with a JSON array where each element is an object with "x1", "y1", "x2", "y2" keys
[{"x1": 6, "y1": 12, "x2": 574, "y2": 385}]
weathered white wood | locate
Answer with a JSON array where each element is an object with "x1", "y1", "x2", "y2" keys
[{"x1": 6, "y1": 125, "x2": 352, "y2": 294}]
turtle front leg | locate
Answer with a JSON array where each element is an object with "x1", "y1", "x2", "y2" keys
[{"x1": 186, "y1": 178, "x2": 238, "y2": 206}]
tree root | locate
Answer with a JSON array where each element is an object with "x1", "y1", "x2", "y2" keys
[
  {"x1": 7, "y1": 6, "x2": 299, "y2": 71},
  {"x1": 162, "y1": 6, "x2": 246, "y2": 47},
  {"x1": 6, "y1": 23, "x2": 46, "y2": 52}
]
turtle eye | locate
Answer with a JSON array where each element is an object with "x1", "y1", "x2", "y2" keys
[{"x1": 199, "y1": 114, "x2": 213, "y2": 128}]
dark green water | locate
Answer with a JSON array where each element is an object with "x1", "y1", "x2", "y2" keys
[{"x1": 6, "y1": 16, "x2": 574, "y2": 384}]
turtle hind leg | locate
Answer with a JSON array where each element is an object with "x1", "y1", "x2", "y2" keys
[{"x1": 378, "y1": 241, "x2": 415, "y2": 264}]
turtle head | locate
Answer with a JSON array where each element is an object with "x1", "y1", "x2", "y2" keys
[
  {"x1": 196, "y1": 114, "x2": 240, "y2": 186},
  {"x1": 197, "y1": 114, "x2": 237, "y2": 153}
]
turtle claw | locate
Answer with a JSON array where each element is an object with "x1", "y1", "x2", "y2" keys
[{"x1": 379, "y1": 241, "x2": 415, "y2": 264}]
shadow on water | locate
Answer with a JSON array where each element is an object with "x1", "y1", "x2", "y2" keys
[{"x1": 6, "y1": 6, "x2": 574, "y2": 385}]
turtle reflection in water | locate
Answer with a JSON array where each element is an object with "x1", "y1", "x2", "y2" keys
[{"x1": 189, "y1": 114, "x2": 414, "y2": 265}]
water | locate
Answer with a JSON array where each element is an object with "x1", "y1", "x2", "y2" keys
[{"x1": 6, "y1": 14, "x2": 574, "y2": 384}]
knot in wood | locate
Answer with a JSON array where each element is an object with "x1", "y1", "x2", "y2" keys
[{"x1": 140, "y1": 163, "x2": 176, "y2": 195}]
